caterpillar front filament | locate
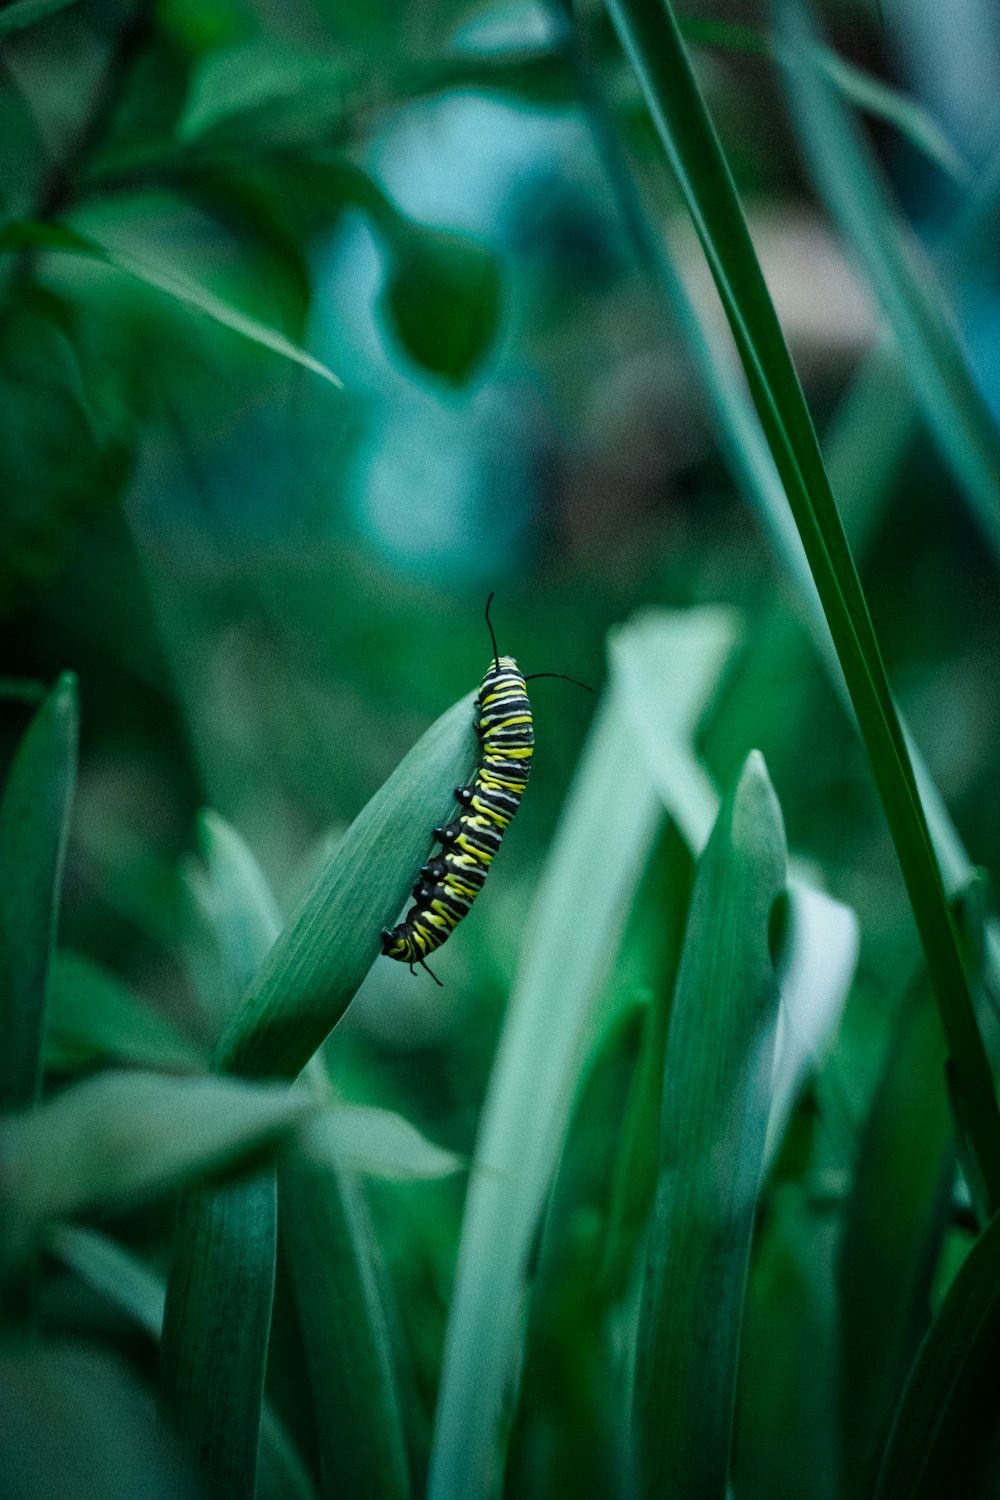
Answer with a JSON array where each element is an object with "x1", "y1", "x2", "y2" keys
[{"x1": 381, "y1": 597, "x2": 590, "y2": 983}]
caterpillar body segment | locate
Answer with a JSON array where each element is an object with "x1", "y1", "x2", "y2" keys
[{"x1": 380, "y1": 654, "x2": 533, "y2": 980}]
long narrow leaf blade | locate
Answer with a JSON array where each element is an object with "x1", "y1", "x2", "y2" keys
[
  {"x1": 874, "y1": 1208, "x2": 1000, "y2": 1500},
  {"x1": 160, "y1": 694, "x2": 479, "y2": 1500},
  {"x1": 0, "y1": 674, "x2": 78, "y2": 1111},
  {"x1": 429, "y1": 610, "x2": 739, "y2": 1500},
  {"x1": 279, "y1": 1152, "x2": 412, "y2": 1500},
  {"x1": 0, "y1": 221, "x2": 342, "y2": 390},
  {"x1": 778, "y1": 2, "x2": 1000, "y2": 559},
  {"x1": 216, "y1": 691, "x2": 478, "y2": 1078},
  {"x1": 602, "y1": 0, "x2": 1000, "y2": 1209},
  {"x1": 635, "y1": 752, "x2": 786, "y2": 1498}
]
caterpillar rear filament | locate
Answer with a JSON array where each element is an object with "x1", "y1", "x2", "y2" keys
[{"x1": 381, "y1": 596, "x2": 589, "y2": 984}]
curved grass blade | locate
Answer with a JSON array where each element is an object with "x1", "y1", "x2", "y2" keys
[
  {"x1": 300, "y1": 1105, "x2": 462, "y2": 1181},
  {"x1": 428, "y1": 611, "x2": 737, "y2": 1500},
  {"x1": 0, "y1": 673, "x2": 78, "y2": 1112},
  {"x1": 160, "y1": 1172, "x2": 279, "y2": 1500},
  {"x1": 874, "y1": 1207, "x2": 1000, "y2": 1500},
  {"x1": 161, "y1": 693, "x2": 479, "y2": 1500},
  {"x1": 0, "y1": 221, "x2": 342, "y2": 390},
  {"x1": 838, "y1": 980, "x2": 955, "y2": 1499},
  {"x1": 603, "y1": 0, "x2": 1000, "y2": 1212},
  {"x1": 634, "y1": 752, "x2": 786, "y2": 1498},
  {"x1": 215, "y1": 690, "x2": 478, "y2": 1078},
  {"x1": 279, "y1": 1151, "x2": 413, "y2": 1500},
  {"x1": 778, "y1": 2, "x2": 1000, "y2": 560}
]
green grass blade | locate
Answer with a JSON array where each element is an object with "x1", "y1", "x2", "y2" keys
[
  {"x1": 428, "y1": 611, "x2": 738, "y2": 1500},
  {"x1": 159, "y1": 1172, "x2": 278, "y2": 1500},
  {"x1": 0, "y1": 221, "x2": 342, "y2": 390},
  {"x1": 279, "y1": 1152, "x2": 413, "y2": 1500},
  {"x1": 838, "y1": 981, "x2": 955, "y2": 1498},
  {"x1": 603, "y1": 0, "x2": 1000, "y2": 1211},
  {"x1": 44, "y1": 950, "x2": 205, "y2": 1074},
  {"x1": 778, "y1": 2, "x2": 1000, "y2": 559},
  {"x1": 0, "y1": 673, "x2": 78, "y2": 1112},
  {"x1": 634, "y1": 752, "x2": 786, "y2": 1498},
  {"x1": 874, "y1": 1207, "x2": 1000, "y2": 1500},
  {"x1": 160, "y1": 694, "x2": 478, "y2": 1499},
  {"x1": 216, "y1": 690, "x2": 478, "y2": 1079}
]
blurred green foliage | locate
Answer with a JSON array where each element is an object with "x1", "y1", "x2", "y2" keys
[{"x1": 3, "y1": 0, "x2": 1000, "y2": 1495}]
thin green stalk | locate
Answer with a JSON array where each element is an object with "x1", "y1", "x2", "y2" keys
[{"x1": 602, "y1": 0, "x2": 1000, "y2": 1209}]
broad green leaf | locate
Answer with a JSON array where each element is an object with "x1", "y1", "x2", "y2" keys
[
  {"x1": 0, "y1": 674, "x2": 78, "y2": 1111},
  {"x1": 161, "y1": 693, "x2": 479, "y2": 1499},
  {"x1": 279, "y1": 1151, "x2": 412, "y2": 1500},
  {"x1": 428, "y1": 610, "x2": 740, "y2": 1500},
  {"x1": 0, "y1": 1070, "x2": 315, "y2": 1252},
  {"x1": 45, "y1": 950, "x2": 205, "y2": 1074},
  {"x1": 0, "y1": 0, "x2": 79, "y2": 36},
  {"x1": 634, "y1": 752, "x2": 786, "y2": 1498},
  {"x1": 380, "y1": 224, "x2": 502, "y2": 385},
  {"x1": 215, "y1": 690, "x2": 478, "y2": 1078},
  {"x1": 48, "y1": 1225, "x2": 318, "y2": 1500},
  {"x1": 874, "y1": 1207, "x2": 1000, "y2": 1500},
  {"x1": 604, "y1": 0, "x2": 1000, "y2": 1211},
  {"x1": 300, "y1": 1105, "x2": 463, "y2": 1180},
  {"x1": 0, "y1": 1344, "x2": 192, "y2": 1500},
  {"x1": 778, "y1": 2, "x2": 1000, "y2": 560},
  {"x1": 839, "y1": 980, "x2": 955, "y2": 1499},
  {"x1": 0, "y1": 221, "x2": 342, "y2": 390}
]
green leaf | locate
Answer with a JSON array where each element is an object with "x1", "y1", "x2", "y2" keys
[
  {"x1": 874, "y1": 1207, "x2": 1000, "y2": 1500},
  {"x1": 839, "y1": 980, "x2": 955, "y2": 1498},
  {"x1": 0, "y1": 673, "x2": 78, "y2": 1112},
  {"x1": 0, "y1": 1070, "x2": 315, "y2": 1252},
  {"x1": 0, "y1": 221, "x2": 342, "y2": 390},
  {"x1": 604, "y1": 0, "x2": 1000, "y2": 1213},
  {"x1": 634, "y1": 752, "x2": 787, "y2": 1499},
  {"x1": 428, "y1": 610, "x2": 739, "y2": 1500},
  {"x1": 215, "y1": 689, "x2": 479, "y2": 1078},
  {"x1": 0, "y1": 0, "x2": 79, "y2": 37},
  {"x1": 160, "y1": 692, "x2": 479, "y2": 1499},
  {"x1": 159, "y1": 1172, "x2": 278, "y2": 1500},
  {"x1": 300, "y1": 1104, "x2": 463, "y2": 1180},
  {"x1": 380, "y1": 223, "x2": 503, "y2": 385},
  {"x1": 278, "y1": 1151, "x2": 413, "y2": 1500},
  {"x1": 44, "y1": 950, "x2": 205, "y2": 1074},
  {"x1": 778, "y1": 3, "x2": 1000, "y2": 560}
]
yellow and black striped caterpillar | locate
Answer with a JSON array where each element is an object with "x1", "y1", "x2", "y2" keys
[{"x1": 381, "y1": 596, "x2": 588, "y2": 984}]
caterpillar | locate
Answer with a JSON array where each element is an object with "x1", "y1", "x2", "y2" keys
[{"x1": 381, "y1": 596, "x2": 589, "y2": 984}]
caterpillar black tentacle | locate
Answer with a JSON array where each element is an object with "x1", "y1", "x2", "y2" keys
[{"x1": 381, "y1": 597, "x2": 589, "y2": 980}]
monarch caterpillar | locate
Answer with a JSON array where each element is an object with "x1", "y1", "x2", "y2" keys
[{"x1": 381, "y1": 596, "x2": 590, "y2": 984}]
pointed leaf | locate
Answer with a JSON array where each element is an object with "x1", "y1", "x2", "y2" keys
[
  {"x1": 634, "y1": 753, "x2": 786, "y2": 1499},
  {"x1": 301, "y1": 1105, "x2": 463, "y2": 1180}
]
